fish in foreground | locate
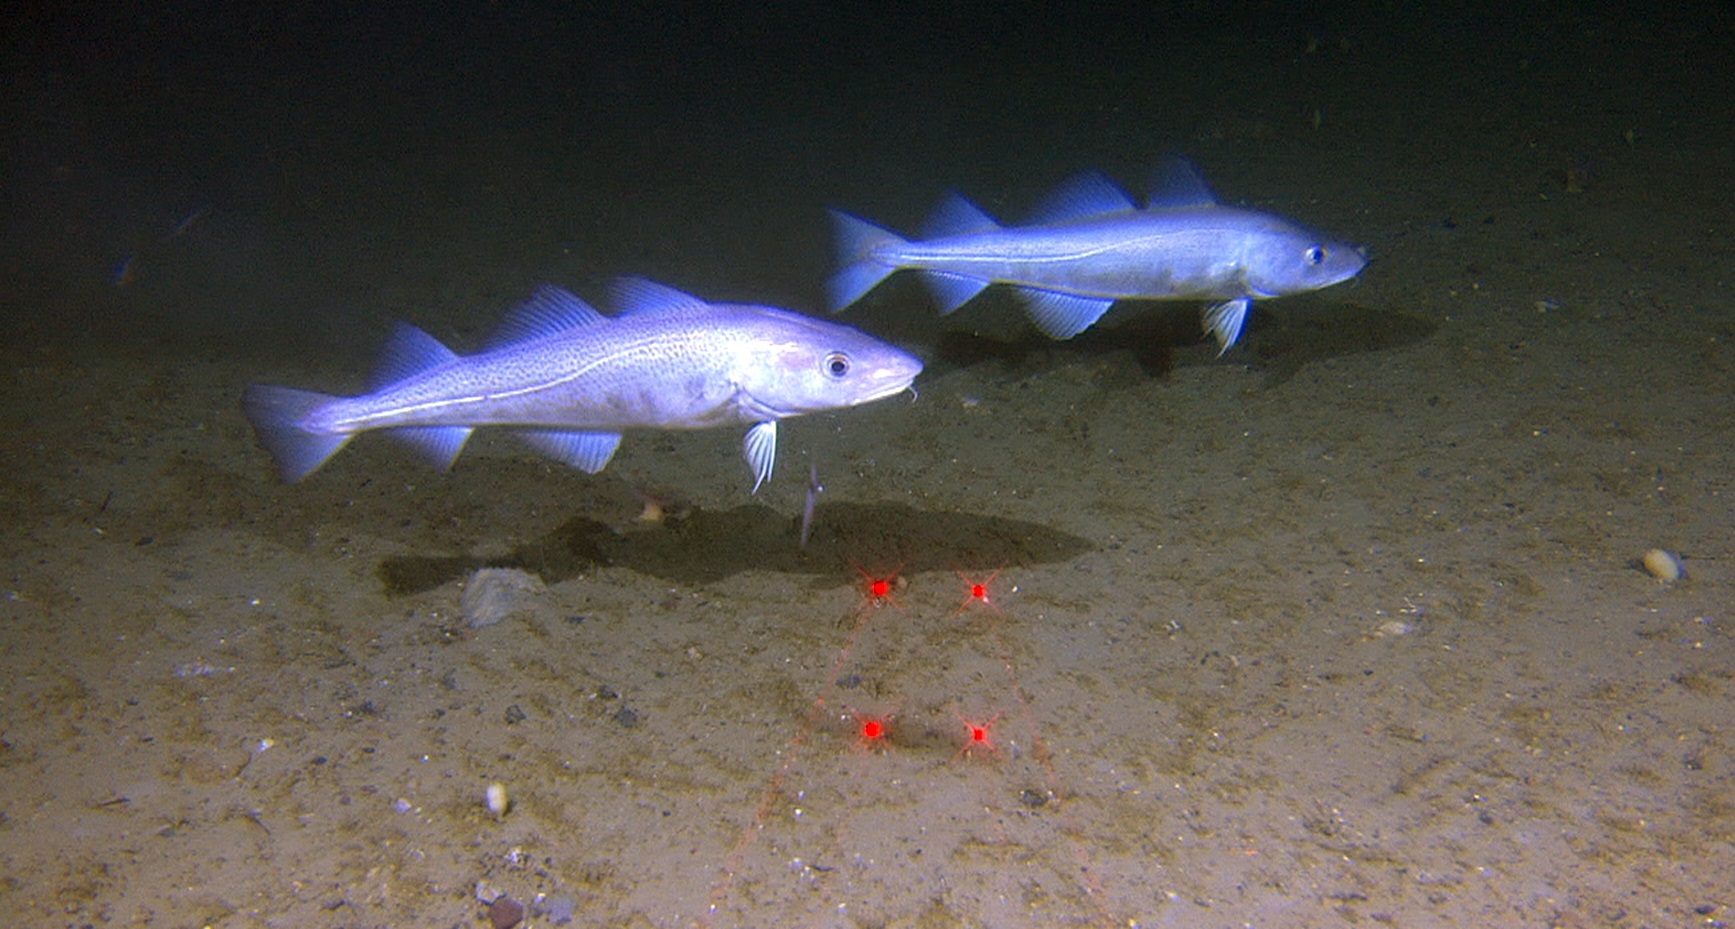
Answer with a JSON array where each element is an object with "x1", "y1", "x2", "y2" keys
[
  {"x1": 829, "y1": 159, "x2": 1366, "y2": 350},
  {"x1": 242, "y1": 278, "x2": 923, "y2": 491}
]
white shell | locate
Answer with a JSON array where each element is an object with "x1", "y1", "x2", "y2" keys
[
  {"x1": 1641, "y1": 548, "x2": 1684, "y2": 582},
  {"x1": 486, "y1": 782, "x2": 510, "y2": 818}
]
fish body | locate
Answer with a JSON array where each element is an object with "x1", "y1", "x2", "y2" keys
[
  {"x1": 242, "y1": 279, "x2": 923, "y2": 490},
  {"x1": 829, "y1": 161, "x2": 1366, "y2": 349}
]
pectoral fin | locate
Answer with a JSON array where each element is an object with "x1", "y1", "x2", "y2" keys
[
  {"x1": 1203, "y1": 298, "x2": 1251, "y2": 355},
  {"x1": 744, "y1": 421, "x2": 778, "y2": 493}
]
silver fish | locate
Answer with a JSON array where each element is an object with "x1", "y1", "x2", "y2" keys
[
  {"x1": 242, "y1": 278, "x2": 923, "y2": 491},
  {"x1": 829, "y1": 160, "x2": 1366, "y2": 350}
]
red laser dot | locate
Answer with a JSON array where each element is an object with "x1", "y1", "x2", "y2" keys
[
  {"x1": 854, "y1": 565, "x2": 905, "y2": 611},
  {"x1": 954, "y1": 568, "x2": 1003, "y2": 613},
  {"x1": 955, "y1": 712, "x2": 1003, "y2": 759},
  {"x1": 845, "y1": 708, "x2": 895, "y2": 754}
]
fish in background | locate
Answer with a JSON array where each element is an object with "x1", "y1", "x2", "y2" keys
[
  {"x1": 242, "y1": 279, "x2": 923, "y2": 492},
  {"x1": 828, "y1": 159, "x2": 1366, "y2": 351}
]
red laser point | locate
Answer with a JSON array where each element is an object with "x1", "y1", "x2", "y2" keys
[
  {"x1": 843, "y1": 707, "x2": 895, "y2": 754},
  {"x1": 853, "y1": 564, "x2": 905, "y2": 611},
  {"x1": 954, "y1": 568, "x2": 1004, "y2": 614},
  {"x1": 954, "y1": 711, "x2": 1004, "y2": 760}
]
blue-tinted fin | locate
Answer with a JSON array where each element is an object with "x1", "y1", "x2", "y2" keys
[
  {"x1": 1148, "y1": 158, "x2": 1218, "y2": 208},
  {"x1": 923, "y1": 192, "x2": 999, "y2": 238},
  {"x1": 1203, "y1": 298, "x2": 1251, "y2": 354},
  {"x1": 828, "y1": 209, "x2": 905, "y2": 312},
  {"x1": 1026, "y1": 171, "x2": 1138, "y2": 224},
  {"x1": 386, "y1": 425, "x2": 473, "y2": 471},
  {"x1": 488, "y1": 285, "x2": 608, "y2": 348},
  {"x1": 919, "y1": 270, "x2": 991, "y2": 315},
  {"x1": 371, "y1": 323, "x2": 460, "y2": 391},
  {"x1": 240, "y1": 384, "x2": 352, "y2": 482},
  {"x1": 518, "y1": 429, "x2": 623, "y2": 473},
  {"x1": 1015, "y1": 288, "x2": 1116, "y2": 340},
  {"x1": 610, "y1": 277, "x2": 710, "y2": 317},
  {"x1": 744, "y1": 420, "x2": 777, "y2": 493}
]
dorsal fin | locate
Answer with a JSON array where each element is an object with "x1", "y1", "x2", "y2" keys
[
  {"x1": 610, "y1": 277, "x2": 711, "y2": 316},
  {"x1": 923, "y1": 192, "x2": 1000, "y2": 238},
  {"x1": 371, "y1": 323, "x2": 458, "y2": 390},
  {"x1": 1148, "y1": 158, "x2": 1217, "y2": 208},
  {"x1": 487, "y1": 285, "x2": 608, "y2": 348},
  {"x1": 1026, "y1": 171, "x2": 1138, "y2": 224}
]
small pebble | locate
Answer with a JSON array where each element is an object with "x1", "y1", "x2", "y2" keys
[
  {"x1": 537, "y1": 894, "x2": 578, "y2": 924},
  {"x1": 489, "y1": 895, "x2": 526, "y2": 929},
  {"x1": 461, "y1": 568, "x2": 545, "y2": 629},
  {"x1": 486, "y1": 782, "x2": 510, "y2": 819},
  {"x1": 1641, "y1": 548, "x2": 1684, "y2": 582}
]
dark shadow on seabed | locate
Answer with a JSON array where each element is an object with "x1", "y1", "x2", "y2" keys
[
  {"x1": 379, "y1": 500, "x2": 1096, "y2": 593},
  {"x1": 929, "y1": 297, "x2": 1436, "y2": 385}
]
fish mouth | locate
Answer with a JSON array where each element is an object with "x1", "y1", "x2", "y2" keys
[
  {"x1": 859, "y1": 374, "x2": 920, "y2": 404},
  {"x1": 856, "y1": 355, "x2": 924, "y2": 405}
]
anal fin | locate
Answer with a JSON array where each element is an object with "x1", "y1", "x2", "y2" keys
[
  {"x1": 387, "y1": 425, "x2": 473, "y2": 471},
  {"x1": 920, "y1": 271, "x2": 991, "y2": 315},
  {"x1": 518, "y1": 430, "x2": 623, "y2": 473},
  {"x1": 1015, "y1": 288, "x2": 1115, "y2": 340}
]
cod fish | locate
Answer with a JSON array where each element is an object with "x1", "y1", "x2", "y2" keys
[
  {"x1": 242, "y1": 278, "x2": 923, "y2": 491},
  {"x1": 829, "y1": 160, "x2": 1366, "y2": 350}
]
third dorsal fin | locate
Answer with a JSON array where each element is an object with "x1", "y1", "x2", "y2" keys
[{"x1": 1148, "y1": 158, "x2": 1217, "y2": 208}]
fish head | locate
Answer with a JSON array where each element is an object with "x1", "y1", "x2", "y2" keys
[
  {"x1": 1243, "y1": 224, "x2": 1367, "y2": 298},
  {"x1": 734, "y1": 309, "x2": 923, "y2": 419}
]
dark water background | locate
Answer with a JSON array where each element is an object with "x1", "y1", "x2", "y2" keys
[{"x1": 7, "y1": 2, "x2": 1729, "y2": 355}]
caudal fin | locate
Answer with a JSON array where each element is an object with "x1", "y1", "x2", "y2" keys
[
  {"x1": 241, "y1": 385, "x2": 351, "y2": 482},
  {"x1": 827, "y1": 209, "x2": 904, "y2": 312}
]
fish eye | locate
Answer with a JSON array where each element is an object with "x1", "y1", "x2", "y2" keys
[
  {"x1": 823, "y1": 352, "x2": 851, "y2": 378},
  {"x1": 1306, "y1": 245, "x2": 1327, "y2": 265}
]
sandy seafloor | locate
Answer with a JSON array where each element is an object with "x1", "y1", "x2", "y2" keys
[{"x1": 2, "y1": 6, "x2": 1733, "y2": 928}]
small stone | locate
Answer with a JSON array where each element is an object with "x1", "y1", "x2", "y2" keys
[
  {"x1": 461, "y1": 568, "x2": 545, "y2": 629},
  {"x1": 537, "y1": 894, "x2": 578, "y2": 924},
  {"x1": 488, "y1": 895, "x2": 526, "y2": 929},
  {"x1": 1374, "y1": 620, "x2": 1414, "y2": 638},
  {"x1": 1641, "y1": 548, "x2": 1684, "y2": 583}
]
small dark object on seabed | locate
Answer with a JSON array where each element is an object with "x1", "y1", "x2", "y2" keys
[{"x1": 488, "y1": 894, "x2": 526, "y2": 929}]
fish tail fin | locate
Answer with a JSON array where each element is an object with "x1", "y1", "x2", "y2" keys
[
  {"x1": 827, "y1": 209, "x2": 904, "y2": 312},
  {"x1": 241, "y1": 385, "x2": 352, "y2": 482}
]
